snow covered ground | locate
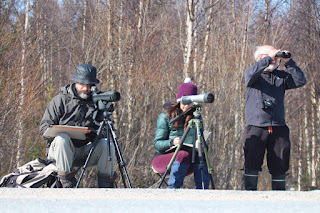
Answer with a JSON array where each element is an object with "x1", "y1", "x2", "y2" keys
[{"x1": 0, "y1": 188, "x2": 319, "y2": 213}]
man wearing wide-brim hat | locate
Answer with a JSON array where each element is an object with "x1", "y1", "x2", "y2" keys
[{"x1": 39, "y1": 64, "x2": 117, "y2": 188}]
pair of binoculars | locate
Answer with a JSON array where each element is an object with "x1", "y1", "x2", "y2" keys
[{"x1": 275, "y1": 52, "x2": 291, "y2": 58}]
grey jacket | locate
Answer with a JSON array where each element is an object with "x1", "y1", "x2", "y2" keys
[
  {"x1": 39, "y1": 84, "x2": 97, "y2": 146},
  {"x1": 244, "y1": 56, "x2": 306, "y2": 127}
]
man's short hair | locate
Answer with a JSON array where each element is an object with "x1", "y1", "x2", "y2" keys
[{"x1": 254, "y1": 46, "x2": 264, "y2": 61}]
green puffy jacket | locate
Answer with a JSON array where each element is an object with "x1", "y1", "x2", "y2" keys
[{"x1": 153, "y1": 111, "x2": 198, "y2": 154}]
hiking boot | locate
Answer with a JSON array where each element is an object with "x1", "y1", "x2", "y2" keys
[
  {"x1": 58, "y1": 171, "x2": 77, "y2": 188},
  {"x1": 97, "y1": 172, "x2": 118, "y2": 188},
  {"x1": 59, "y1": 177, "x2": 77, "y2": 188},
  {"x1": 244, "y1": 168, "x2": 259, "y2": 190},
  {"x1": 272, "y1": 174, "x2": 286, "y2": 190}
]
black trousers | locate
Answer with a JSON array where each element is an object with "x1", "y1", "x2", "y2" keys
[{"x1": 242, "y1": 125, "x2": 290, "y2": 176}]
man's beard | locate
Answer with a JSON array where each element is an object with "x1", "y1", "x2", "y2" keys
[{"x1": 79, "y1": 92, "x2": 90, "y2": 100}]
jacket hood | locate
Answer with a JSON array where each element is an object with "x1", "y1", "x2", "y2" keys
[{"x1": 60, "y1": 84, "x2": 75, "y2": 97}]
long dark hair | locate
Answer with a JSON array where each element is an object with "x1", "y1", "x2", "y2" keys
[{"x1": 166, "y1": 102, "x2": 194, "y2": 130}]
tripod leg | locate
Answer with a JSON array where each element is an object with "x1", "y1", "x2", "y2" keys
[
  {"x1": 199, "y1": 125, "x2": 215, "y2": 189},
  {"x1": 201, "y1": 130, "x2": 215, "y2": 189},
  {"x1": 76, "y1": 142, "x2": 96, "y2": 188},
  {"x1": 107, "y1": 120, "x2": 132, "y2": 188},
  {"x1": 203, "y1": 146, "x2": 214, "y2": 189},
  {"x1": 157, "y1": 125, "x2": 192, "y2": 188},
  {"x1": 106, "y1": 127, "x2": 112, "y2": 161},
  {"x1": 115, "y1": 147, "x2": 127, "y2": 188},
  {"x1": 194, "y1": 119, "x2": 208, "y2": 189},
  {"x1": 75, "y1": 120, "x2": 107, "y2": 188},
  {"x1": 167, "y1": 161, "x2": 190, "y2": 188}
]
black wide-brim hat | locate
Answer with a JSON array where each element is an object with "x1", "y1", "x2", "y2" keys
[{"x1": 71, "y1": 64, "x2": 100, "y2": 84}]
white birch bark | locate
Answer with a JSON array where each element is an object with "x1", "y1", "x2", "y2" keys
[
  {"x1": 297, "y1": 108, "x2": 303, "y2": 191},
  {"x1": 199, "y1": 1, "x2": 212, "y2": 90},
  {"x1": 82, "y1": 0, "x2": 87, "y2": 50},
  {"x1": 193, "y1": 2, "x2": 198, "y2": 82},
  {"x1": 16, "y1": 0, "x2": 30, "y2": 167},
  {"x1": 183, "y1": 0, "x2": 193, "y2": 78},
  {"x1": 137, "y1": 0, "x2": 143, "y2": 34},
  {"x1": 311, "y1": 83, "x2": 317, "y2": 187}
]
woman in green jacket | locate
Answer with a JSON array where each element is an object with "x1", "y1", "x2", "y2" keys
[{"x1": 152, "y1": 79, "x2": 210, "y2": 189}]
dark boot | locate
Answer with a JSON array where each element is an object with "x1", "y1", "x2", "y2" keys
[
  {"x1": 58, "y1": 171, "x2": 77, "y2": 188},
  {"x1": 244, "y1": 169, "x2": 259, "y2": 190},
  {"x1": 97, "y1": 172, "x2": 118, "y2": 188},
  {"x1": 272, "y1": 174, "x2": 286, "y2": 190}
]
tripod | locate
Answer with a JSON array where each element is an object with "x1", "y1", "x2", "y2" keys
[
  {"x1": 75, "y1": 108, "x2": 132, "y2": 188},
  {"x1": 157, "y1": 104, "x2": 215, "y2": 189}
]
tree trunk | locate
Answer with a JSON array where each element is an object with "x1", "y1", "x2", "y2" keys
[
  {"x1": 82, "y1": 0, "x2": 87, "y2": 50},
  {"x1": 311, "y1": 83, "x2": 317, "y2": 188},
  {"x1": 16, "y1": 0, "x2": 30, "y2": 167},
  {"x1": 183, "y1": 0, "x2": 194, "y2": 78},
  {"x1": 298, "y1": 107, "x2": 303, "y2": 191},
  {"x1": 199, "y1": 0, "x2": 213, "y2": 91}
]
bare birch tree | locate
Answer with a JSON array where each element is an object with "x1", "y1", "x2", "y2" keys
[
  {"x1": 183, "y1": 0, "x2": 195, "y2": 78},
  {"x1": 16, "y1": 0, "x2": 30, "y2": 167}
]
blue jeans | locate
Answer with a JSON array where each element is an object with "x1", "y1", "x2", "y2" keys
[
  {"x1": 194, "y1": 162, "x2": 210, "y2": 189},
  {"x1": 167, "y1": 161, "x2": 210, "y2": 189}
]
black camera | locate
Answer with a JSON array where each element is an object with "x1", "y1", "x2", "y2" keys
[
  {"x1": 262, "y1": 100, "x2": 273, "y2": 109},
  {"x1": 275, "y1": 52, "x2": 291, "y2": 58}
]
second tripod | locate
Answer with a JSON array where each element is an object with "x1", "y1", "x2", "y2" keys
[{"x1": 157, "y1": 104, "x2": 215, "y2": 189}]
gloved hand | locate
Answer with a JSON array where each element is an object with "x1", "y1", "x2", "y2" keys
[{"x1": 85, "y1": 131, "x2": 97, "y2": 142}]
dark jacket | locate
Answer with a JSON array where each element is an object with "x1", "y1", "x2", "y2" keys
[
  {"x1": 244, "y1": 56, "x2": 306, "y2": 127},
  {"x1": 39, "y1": 83, "x2": 98, "y2": 147},
  {"x1": 153, "y1": 106, "x2": 198, "y2": 154}
]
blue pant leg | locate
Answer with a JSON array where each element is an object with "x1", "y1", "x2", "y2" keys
[
  {"x1": 194, "y1": 163, "x2": 210, "y2": 189},
  {"x1": 167, "y1": 161, "x2": 190, "y2": 189}
]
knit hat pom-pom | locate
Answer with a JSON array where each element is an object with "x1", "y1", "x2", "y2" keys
[
  {"x1": 176, "y1": 78, "x2": 198, "y2": 101},
  {"x1": 184, "y1": 77, "x2": 192, "y2": 83}
]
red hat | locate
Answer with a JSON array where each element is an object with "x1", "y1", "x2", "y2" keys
[{"x1": 176, "y1": 78, "x2": 198, "y2": 101}]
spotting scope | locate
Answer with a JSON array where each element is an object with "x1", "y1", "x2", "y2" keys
[{"x1": 179, "y1": 93, "x2": 214, "y2": 105}]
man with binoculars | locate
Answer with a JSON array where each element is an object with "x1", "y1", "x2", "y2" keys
[
  {"x1": 242, "y1": 45, "x2": 306, "y2": 190},
  {"x1": 39, "y1": 64, "x2": 117, "y2": 188}
]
